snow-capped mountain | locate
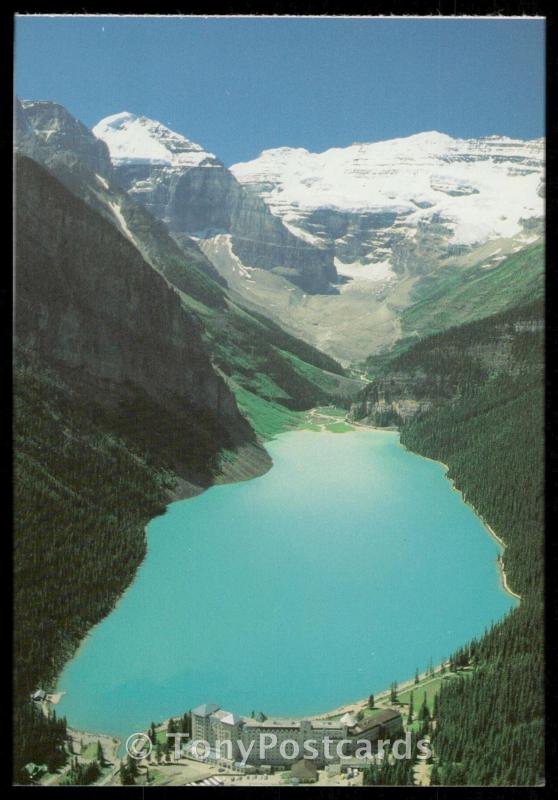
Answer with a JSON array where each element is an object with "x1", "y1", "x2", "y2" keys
[
  {"x1": 93, "y1": 111, "x2": 221, "y2": 168},
  {"x1": 231, "y1": 132, "x2": 544, "y2": 277},
  {"x1": 93, "y1": 112, "x2": 336, "y2": 293}
]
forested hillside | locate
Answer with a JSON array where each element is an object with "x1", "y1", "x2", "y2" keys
[
  {"x1": 353, "y1": 299, "x2": 544, "y2": 785},
  {"x1": 13, "y1": 354, "x2": 171, "y2": 779}
]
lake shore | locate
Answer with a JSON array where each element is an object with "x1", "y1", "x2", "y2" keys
[
  {"x1": 391, "y1": 429, "x2": 522, "y2": 605},
  {"x1": 302, "y1": 662, "x2": 447, "y2": 721},
  {"x1": 56, "y1": 416, "x2": 517, "y2": 771}
]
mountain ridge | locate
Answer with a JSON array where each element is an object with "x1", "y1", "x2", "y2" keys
[
  {"x1": 231, "y1": 129, "x2": 544, "y2": 278},
  {"x1": 92, "y1": 109, "x2": 337, "y2": 293}
]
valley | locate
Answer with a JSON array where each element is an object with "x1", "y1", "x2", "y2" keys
[{"x1": 13, "y1": 95, "x2": 544, "y2": 788}]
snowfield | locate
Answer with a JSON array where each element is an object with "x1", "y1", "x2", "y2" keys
[{"x1": 230, "y1": 131, "x2": 544, "y2": 247}]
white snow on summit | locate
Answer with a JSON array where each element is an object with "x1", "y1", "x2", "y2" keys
[
  {"x1": 93, "y1": 112, "x2": 218, "y2": 167},
  {"x1": 231, "y1": 131, "x2": 544, "y2": 246}
]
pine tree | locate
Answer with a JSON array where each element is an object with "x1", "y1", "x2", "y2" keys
[{"x1": 407, "y1": 691, "x2": 414, "y2": 724}]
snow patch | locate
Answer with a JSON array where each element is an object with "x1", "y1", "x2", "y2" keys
[
  {"x1": 108, "y1": 200, "x2": 136, "y2": 245},
  {"x1": 95, "y1": 173, "x2": 109, "y2": 190},
  {"x1": 217, "y1": 234, "x2": 256, "y2": 279},
  {"x1": 334, "y1": 257, "x2": 395, "y2": 283}
]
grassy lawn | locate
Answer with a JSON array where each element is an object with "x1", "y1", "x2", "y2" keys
[
  {"x1": 146, "y1": 768, "x2": 164, "y2": 784},
  {"x1": 80, "y1": 742, "x2": 100, "y2": 760},
  {"x1": 155, "y1": 729, "x2": 169, "y2": 745},
  {"x1": 325, "y1": 421, "x2": 354, "y2": 433},
  {"x1": 397, "y1": 670, "x2": 471, "y2": 713},
  {"x1": 299, "y1": 422, "x2": 322, "y2": 432}
]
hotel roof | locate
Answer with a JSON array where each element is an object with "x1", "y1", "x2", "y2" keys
[
  {"x1": 349, "y1": 708, "x2": 401, "y2": 735},
  {"x1": 211, "y1": 709, "x2": 241, "y2": 726},
  {"x1": 310, "y1": 719, "x2": 345, "y2": 730},
  {"x1": 242, "y1": 717, "x2": 301, "y2": 729},
  {"x1": 192, "y1": 703, "x2": 221, "y2": 718}
]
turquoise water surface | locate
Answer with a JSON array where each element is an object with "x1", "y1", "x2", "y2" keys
[{"x1": 56, "y1": 430, "x2": 516, "y2": 738}]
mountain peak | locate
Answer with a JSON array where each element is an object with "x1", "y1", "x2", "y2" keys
[{"x1": 93, "y1": 113, "x2": 219, "y2": 168}]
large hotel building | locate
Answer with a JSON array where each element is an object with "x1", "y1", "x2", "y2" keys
[{"x1": 190, "y1": 703, "x2": 403, "y2": 768}]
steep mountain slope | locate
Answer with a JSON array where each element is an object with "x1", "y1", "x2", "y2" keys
[
  {"x1": 85, "y1": 109, "x2": 544, "y2": 365},
  {"x1": 17, "y1": 100, "x2": 359, "y2": 422},
  {"x1": 231, "y1": 132, "x2": 544, "y2": 278},
  {"x1": 348, "y1": 301, "x2": 544, "y2": 785},
  {"x1": 15, "y1": 154, "x2": 256, "y2": 482},
  {"x1": 194, "y1": 229, "x2": 544, "y2": 366},
  {"x1": 399, "y1": 242, "x2": 544, "y2": 341},
  {"x1": 358, "y1": 242, "x2": 545, "y2": 373},
  {"x1": 17, "y1": 100, "x2": 228, "y2": 309},
  {"x1": 93, "y1": 112, "x2": 337, "y2": 293}
]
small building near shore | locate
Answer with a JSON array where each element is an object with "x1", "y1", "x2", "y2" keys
[{"x1": 291, "y1": 758, "x2": 318, "y2": 783}]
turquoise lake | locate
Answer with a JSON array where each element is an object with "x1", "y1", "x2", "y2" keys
[{"x1": 56, "y1": 429, "x2": 516, "y2": 738}]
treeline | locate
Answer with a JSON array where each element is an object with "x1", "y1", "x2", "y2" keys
[
  {"x1": 403, "y1": 375, "x2": 543, "y2": 597},
  {"x1": 395, "y1": 301, "x2": 544, "y2": 785}
]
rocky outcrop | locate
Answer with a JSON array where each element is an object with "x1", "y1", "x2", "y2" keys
[
  {"x1": 349, "y1": 371, "x2": 436, "y2": 426},
  {"x1": 93, "y1": 113, "x2": 337, "y2": 293},
  {"x1": 19, "y1": 100, "x2": 113, "y2": 178},
  {"x1": 15, "y1": 154, "x2": 265, "y2": 483},
  {"x1": 349, "y1": 301, "x2": 544, "y2": 427}
]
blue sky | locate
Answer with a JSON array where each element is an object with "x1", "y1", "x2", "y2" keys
[{"x1": 15, "y1": 16, "x2": 545, "y2": 165}]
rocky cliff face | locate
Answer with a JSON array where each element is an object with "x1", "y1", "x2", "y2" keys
[
  {"x1": 349, "y1": 303, "x2": 544, "y2": 427},
  {"x1": 93, "y1": 112, "x2": 337, "y2": 293},
  {"x1": 15, "y1": 154, "x2": 260, "y2": 483},
  {"x1": 19, "y1": 100, "x2": 114, "y2": 178},
  {"x1": 231, "y1": 132, "x2": 545, "y2": 281},
  {"x1": 350, "y1": 376, "x2": 434, "y2": 426}
]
